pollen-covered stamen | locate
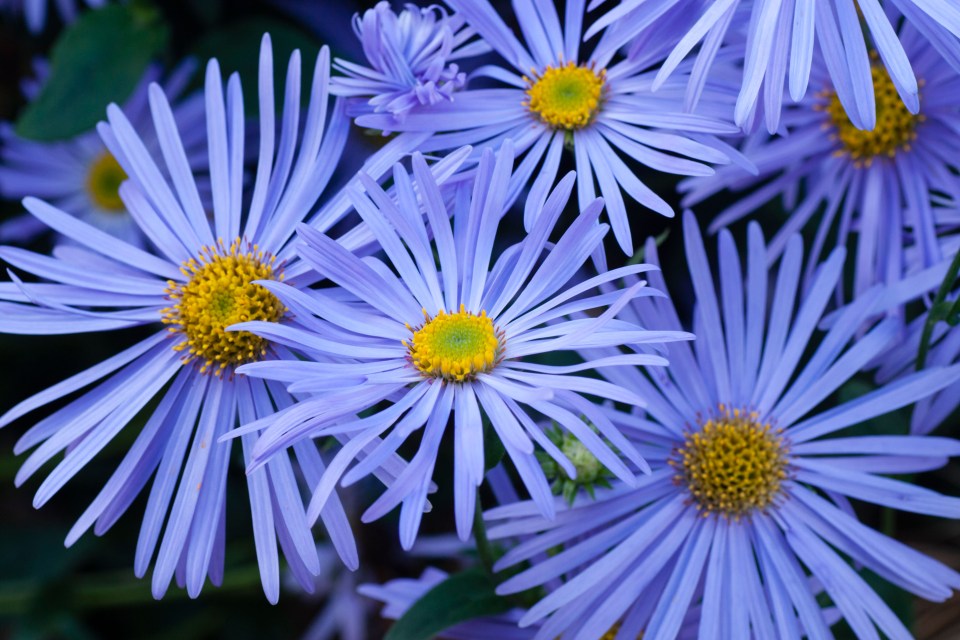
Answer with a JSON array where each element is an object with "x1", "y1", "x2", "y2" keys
[
  {"x1": 405, "y1": 304, "x2": 502, "y2": 382},
  {"x1": 524, "y1": 62, "x2": 605, "y2": 130},
  {"x1": 86, "y1": 152, "x2": 128, "y2": 212},
  {"x1": 821, "y1": 57, "x2": 923, "y2": 167},
  {"x1": 161, "y1": 238, "x2": 285, "y2": 376},
  {"x1": 671, "y1": 405, "x2": 789, "y2": 519}
]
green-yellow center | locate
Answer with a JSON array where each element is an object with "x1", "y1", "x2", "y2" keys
[
  {"x1": 823, "y1": 61, "x2": 923, "y2": 166},
  {"x1": 672, "y1": 406, "x2": 789, "y2": 519},
  {"x1": 161, "y1": 238, "x2": 285, "y2": 376},
  {"x1": 525, "y1": 62, "x2": 605, "y2": 130},
  {"x1": 405, "y1": 305, "x2": 501, "y2": 382},
  {"x1": 561, "y1": 436, "x2": 604, "y2": 484},
  {"x1": 86, "y1": 152, "x2": 127, "y2": 212}
]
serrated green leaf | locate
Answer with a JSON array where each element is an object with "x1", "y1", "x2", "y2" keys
[
  {"x1": 188, "y1": 17, "x2": 321, "y2": 116},
  {"x1": 15, "y1": 3, "x2": 169, "y2": 141},
  {"x1": 384, "y1": 568, "x2": 512, "y2": 640}
]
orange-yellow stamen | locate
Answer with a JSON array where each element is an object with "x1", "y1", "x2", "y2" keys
[
  {"x1": 161, "y1": 238, "x2": 285, "y2": 376},
  {"x1": 821, "y1": 57, "x2": 923, "y2": 167},
  {"x1": 405, "y1": 304, "x2": 501, "y2": 382},
  {"x1": 671, "y1": 405, "x2": 789, "y2": 519},
  {"x1": 525, "y1": 62, "x2": 605, "y2": 130}
]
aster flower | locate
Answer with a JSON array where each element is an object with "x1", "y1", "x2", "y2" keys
[
  {"x1": 234, "y1": 143, "x2": 692, "y2": 549},
  {"x1": 0, "y1": 37, "x2": 423, "y2": 602},
  {"x1": 352, "y1": 0, "x2": 743, "y2": 256},
  {"x1": 682, "y1": 21, "x2": 960, "y2": 303},
  {"x1": 484, "y1": 212, "x2": 960, "y2": 640},
  {"x1": 0, "y1": 0, "x2": 103, "y2": 32},
  {"x1": 331, "y1": 1, "x2": 488, "y2": 122},
  {"x1": 0, "y1": 62, "x2": 206, "y2": 246},
  {"x1": 591, "y1": 0, "x2": 960, "y2": 132}
]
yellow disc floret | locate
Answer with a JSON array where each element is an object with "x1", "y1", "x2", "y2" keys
[
  {"x1": 86, "y1": 152, "x2": 128, "y2": 212},
  {"x1": 823, "y1": 58, "x2": 923, "y2": 166},
  {"x1": 162, "y1": 238, "x2": 285, "y2": 376},
  {"x1": 672, "y1": 405, "x2": 789, "y2": 519},
  {"x1": 405, "y1": 304, "x2": 501, "y2": 382},
  {"x1": 525, "y1": 62, "x2": 605, "y2": 130}
]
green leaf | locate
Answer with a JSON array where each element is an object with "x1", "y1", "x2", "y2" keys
[
  {"x1": 188, "y1": 17, "x2": 321, "y2": 116},
  {"x1": 385, "y1": 568, "x2": 512, "y2": 640},
  {"x1": 15, "y1": 3, "x2": 169, "y2": 141},
  {"x1": 836, "y1": 378, "x2": 908, "y2": 436}
]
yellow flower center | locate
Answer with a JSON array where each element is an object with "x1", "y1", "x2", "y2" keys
[
  {"x1": 86, "y1": 152, "x2": 127, "y2": 212},
  {"x1": 161, "y1": 238, "x2": 285, "y2": 376},
  {"x1": 405, "y1": 305, "x2": 501, "y2": 382},
  {"x1": 672, "y1": 406, "x2": 789, "y2": 519},
  {"x1": 525, "y1": 62, "x2": 605, "y2": 130},
  {"x1": 823, "y1": 61, "x2": 923, "y2": 167}
]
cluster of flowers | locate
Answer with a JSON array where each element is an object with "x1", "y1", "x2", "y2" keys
[{"x1": 2, "y1": 0, "x2": 960, "y2": 638}]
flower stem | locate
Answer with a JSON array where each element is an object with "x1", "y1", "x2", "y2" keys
[
  {"x1": 473, "y1": 489, "x2": 497, "y2": 578},
  {"x1": 917, "y1": 250, "x2": 960, "y2": 370}
]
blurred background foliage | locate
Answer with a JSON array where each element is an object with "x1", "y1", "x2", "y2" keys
[{"x1": 0, "y1": 0, "x2": 958, "y2": 638}]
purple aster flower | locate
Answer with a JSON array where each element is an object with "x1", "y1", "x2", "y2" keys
[
  {"x1": 0, "y1": 62, "x2": 206, "y2": 247},
  {"x1": 233, "y1": 144, "x2": 692, "y2": 549},
  {"x1": 331, "y1": 1, "x2": 488, "y2": 122},
  {"x1": 484, "y1": 212, "x2": 960, "y2": 639},
  {"x1": 681, "y1": 19, "x2": 960, "y2": 304},
  {"x1": 353, "y1": 0, "x2": 745, "y2": 256},
  {"x1": 591, "y1": 0, "x2": 960, "y2": 132},
  {"x1": 0, "y1": 36, "x2": 423, "y2": 602},
  {"x1": 0, "y1": 0, "x2": 103, "y2": 32}
]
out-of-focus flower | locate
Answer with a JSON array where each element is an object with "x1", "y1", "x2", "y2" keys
[
  {"x1": 234, "y1": 144, "x2": 692, "y2": 549},
  {"x1": 682, "y1": 21, "x2": 960, "y2": 304},
  {"x1": 486, "y1": 212, "x2": 960, "y2": 639},
  {"x1": 353, "y1": 0, "x2": 745, "y2": 256},
  {"x1": 0, "y1": 62, "x2": 206, "y2": 246},
  {"x1": 332, "y1": 1, "x2": 488, "y2": 122},
  {"x1": 295, "y1": 544, "x2": 371, "y2": 640}
]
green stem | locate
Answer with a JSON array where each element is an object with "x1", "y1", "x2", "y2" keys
[
  {"x1": 473, "y1": 490, "x2": 497, "y2": 578},
  {"x1": 917, "y1": 250, "x2": 960, "y2": 370},
  {"x1": 882, "y1": 507, "x2": 896, "y2": 537}
]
